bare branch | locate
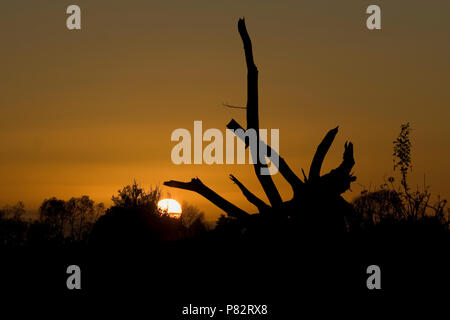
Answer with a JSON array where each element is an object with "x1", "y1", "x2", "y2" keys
[
  {"x1": 164, "y1": 178, "x2": 249, "y2": 219},
  {"x1": 223, "y1": 104, "x2": 246, "y2": 110},
  {"x1": 229, "y1": 174, "x2": 270, "y2": 212},
  {"x1": 227, "y1": 119, "x2": 304, "y2": 195},
  {"x1": 301, "y1": 168, "x2": 308, "y2": 183},
  {"x1": 309, "y1": 126, "x2": 339, "y2": 182},
  {"x1": 320, "y1": 142, "x2": 356, "y2": 195}
]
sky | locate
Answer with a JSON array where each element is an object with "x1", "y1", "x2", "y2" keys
[{"x1": 1, "y1": 1, "x2": 449, "y2": 221}]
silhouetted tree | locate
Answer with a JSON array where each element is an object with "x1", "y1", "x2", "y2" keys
[
  {"x1": 91, "y1": 182, "x2": 206, "y2": 246},
  {"x1": 39, "y1": 198, "x2": 68, "y2": 240},
  {"x1": 36, "y1": 196, "x2": 103, "y2": 243},
  {"x1": 164, "y1": 19, "x2": 356, "y2": 236},
  {"x1": 180, "y1": 202, "x2": 204, "y2": 228},
  {"x1": 0, "y1": 202, "x2": 28, "y2": 246},
  {"x1": 111, "y1": 180, "x2": 161, "y2": 210},
  {"x1": 66, "y1": 196, "x2": 100, "y2": 240},
  {"x1": 180, "y1": 202, "x2": 207, "y2": 237},
  {"x1": 0, "y1": 201, "x2": 26, "y2": 221}
]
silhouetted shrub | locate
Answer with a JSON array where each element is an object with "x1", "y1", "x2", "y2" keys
[{"x1": 351, "y1": 123, "x2": 449, "y2": 233}]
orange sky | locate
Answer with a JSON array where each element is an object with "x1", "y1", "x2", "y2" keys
[{"x1": 1, "y1": 1, "x2": 449, "y2": 221}]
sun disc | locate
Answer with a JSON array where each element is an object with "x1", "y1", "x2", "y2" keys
[{"x1": 157, "y1": 199, "x2": 182, "y2": 218}]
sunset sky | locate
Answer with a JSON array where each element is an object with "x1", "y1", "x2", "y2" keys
[{"x1": 1, "y1": 1, "x2": 449, "y2": 221}]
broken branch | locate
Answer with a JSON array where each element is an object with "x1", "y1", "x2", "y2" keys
[
  {"x1": 309, "y1": 126, "x2": 339, "y2": 182},
  {"x1": 227, "y1": 119, "x2": 304, "y2": 194},
  {"x1": 164, "y1": 178, "x2": 249, "y2": 219},
  {"x1": 229, "y1": 174, "x2": 270, "y2": 212}
]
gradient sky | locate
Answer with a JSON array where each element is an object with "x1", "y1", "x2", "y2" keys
[{"x1": 1, "y1": 1, "x2": 449, "y2": 221}]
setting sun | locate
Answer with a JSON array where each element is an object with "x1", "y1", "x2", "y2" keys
[{"x1": 157, "y1": 199, "x2": 182, "y2": 218}]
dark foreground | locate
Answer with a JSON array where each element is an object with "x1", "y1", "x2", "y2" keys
[{"x1": 1, "y1": 231, "x2": 449, "y2": 318}]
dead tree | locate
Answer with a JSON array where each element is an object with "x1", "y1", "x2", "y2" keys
[{"x1": 164, "y1": 19, "x2": 356, "y2": 233}]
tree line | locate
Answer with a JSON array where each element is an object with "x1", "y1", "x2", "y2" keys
[{"x1": 0, "y1": 183, "x2": 207, "y2": 248}]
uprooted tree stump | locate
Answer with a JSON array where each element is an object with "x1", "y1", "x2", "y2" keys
[{"x1": 164, "y1": 19, "x2": 356, "y2": 236}]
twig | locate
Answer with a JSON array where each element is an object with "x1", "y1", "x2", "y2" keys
[{"x1": 223, "y1": 103, "x2": 246, "y2": 110}]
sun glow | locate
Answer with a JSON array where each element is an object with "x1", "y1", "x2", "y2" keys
[{"x1": 157, "y1": 199, "x2": 182, "y2": 218}]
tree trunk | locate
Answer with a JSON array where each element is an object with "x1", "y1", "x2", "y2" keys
[{"x1": 238, "y1": 18, "x2": 282, "y2": 207}]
